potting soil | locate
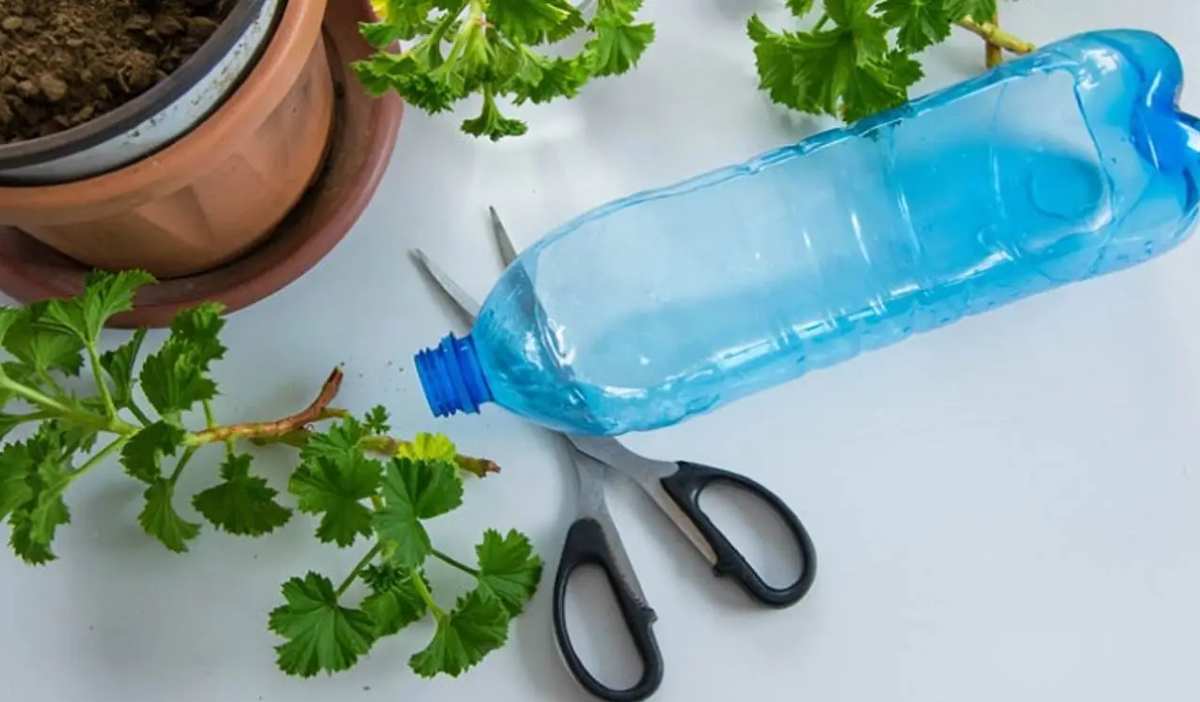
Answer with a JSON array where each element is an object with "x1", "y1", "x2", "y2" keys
[{"x1": 0, "y1": 0, "x2": 236, "y2": 144}]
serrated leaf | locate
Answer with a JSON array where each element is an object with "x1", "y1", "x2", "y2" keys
[
  {"x1": 0, "y1": 441, "x2": 33, "y2": 520},
  {"x1": 373, "y1": 458, "x2": 463, "y2": 568},
  {"x1": 395, "y1": 433, "x2": 457, "y2": 463},
  {"x1": 879, "y1": 0, "x2": 952, "y2": 52},
  {"x1": 2, "y1": 304, "x2": 84, "y2": 378},
  {"x1": 584, "y1": 17, "x2": 655, "y2": 77},
  {"x1": 100, "y1": 329, "x2": 148, "y2": 409},
  {"x1": 289, "y1": 452, "x2": 382, "y2": 548},
  {"x1": 121, "y1": 422, "x2": 186, "y2": 484},
  {"x1": 364, "y1": 406, "x2": 391, "y2": 435},
  {"x1": 43, "y1": 270, "x2": 155, "y2": 345},
  {"x1": 139, "y1": 303, "x2": 226, "y2": 418},
  {"x1": 138, "y1": 479, "x2": 200, "y2": 553},
  {"x1": 490, "y1": 0, "x2": 585, "y2": 45},
  {"x1": 6, "y1": 423, "x2": 75, "y2": 564},
  {"x1": 474, "y1": 529, "x2": 542, "y2": 616},
  {"x1": 269, "y1": 572, "x2": 377, "y2": 677},
  {"x1": 409, "y1": 589, "x2": 509, "y2": 677},
  {"x1": 786, "y1": 0, "x2": 815, "y2": 15},
  {"x1": 461, "y1": 93, "x2": 528, "y2": 142},
  {"x1": 193, "y1": 454, "x2": 291, "y2": 537},
  {"x1": 362, "y1": 564, "x2": 429, "y2": 637},
  {"x1": 300, "y1": 417, "x2": 367, "y2": 464}
]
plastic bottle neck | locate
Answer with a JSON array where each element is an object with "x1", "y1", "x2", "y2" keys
[{"x1": 415, "y1": 334, "x2": 494, "y2": 417}]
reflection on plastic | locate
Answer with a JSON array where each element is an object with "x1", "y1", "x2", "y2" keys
[{"x1": 416, "y1": 30, "x2": 1200, "y2": 436}]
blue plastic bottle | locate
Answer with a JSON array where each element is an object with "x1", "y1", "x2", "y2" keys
[{"x1": 416, "y1": 30, "x2": 1200, "y2": 436}]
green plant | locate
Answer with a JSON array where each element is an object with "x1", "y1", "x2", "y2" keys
[
  {"x1": 355, "y1": 0, "x2": 655, "y2": 140},
  {"x1": 0, "y1": 272, "x2": 541, "y2": 679},
  {"x1": 748, "y1": 0, "x2": 1035, "y2": 121}
]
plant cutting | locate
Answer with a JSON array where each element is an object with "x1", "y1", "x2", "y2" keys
[{"x1": 0, "y1": 271, "x2": 541, "y2": 679}]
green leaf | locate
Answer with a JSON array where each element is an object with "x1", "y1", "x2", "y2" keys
[
  {"x1": 748, "y1": 8, "x2": 913, "y2": 121},
  {"x1": 2, "y1": 305, "x2": 84, "y2": 377},
  {"x1": 192, "y1": 453, "x2": 291, "y2": 537},
  {"x1": 120, "y1": 422, "x2": 186, "y2": 484},
  {"x1": 138, "y1": 479, "x2": 200, "y2": 553},
  {"x1": 364, "y1": 406, "x2": 391, "y2": 435},
  {"x1": 879, "y1": 0, "x2": 951, "y2": 52},
  {"x1": 300, "y1": 416, "x2": 367, "y2": 464},
  {"x1": 395, "y1": 432, "x2": 457, "y2": 463},
  {"x1": 44, "y1": 270, "x2": 155, "y2": 345},
  {"x1": 6, "y1": 423, "x2": 75, "y2": 564},
  {"x1": 409, "y1": 589, "x2": 509, "y2": 677},
  {"x1": 269, "y1": 572, "x2": 377, "y2": 677},
  {"x1": 584, "y1": 16, "x2": 655, "y2": 77},
  {"x1": 474, "y1": 529, "x2": 542, "y2": 616},
  {"x1": 373, "y1": 457, "x2": 463, "y2": 568},
  {"x1": 786, "y1": 0, "x2": 815, "y2": 15},
  {"x1": 0, "y1": 441, "x2": 33, "y2": 521},
  {"x1": 289, "y1": 452, "x2": 382, "y2": 548},
  {"x1": 361, "y1": 563, "x2": 429, "y2": 637},
  {"x1": 0, "y1": 307, "x2": 21, "y2": 347},
  {"x1": 461, "y1": 92, "x2": 528, "y2": 142},
  {"x1": 489, "y1": 0, "x2": 585, "y2": 45},
  {"x1": 139, "y1": 303, "x2": 226, "y2": 418},
  {"x1": 100, "y1": 329, "x2": 148, "y2": 409}
]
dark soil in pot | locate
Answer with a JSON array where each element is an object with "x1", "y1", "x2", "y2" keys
[{"x1": 0, "y1": 0, "x2": 237, "y2": 143}]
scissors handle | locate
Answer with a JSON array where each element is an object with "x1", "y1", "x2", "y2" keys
[
  {"x1": 661, "y1": 462, "x2": 817, "y2": 608},
  {"x1": 552, "y1": 518, "x2": 665, "y2": 702}
]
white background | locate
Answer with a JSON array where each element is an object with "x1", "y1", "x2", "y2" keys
[{"x1": 4, "y1": 1, "x2": 1200, "y2": 700}]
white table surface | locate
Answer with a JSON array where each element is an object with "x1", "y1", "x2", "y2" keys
[{"x1": 5, "y1": 1, "x2": 1200, "y2": 700}]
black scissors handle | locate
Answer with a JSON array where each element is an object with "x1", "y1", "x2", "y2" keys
[
  {"x1": 552, "y1": 518, "x2": 664, "y2": 702},
  {"x1": 661, "y1": 462, "x2": 817, "y2": 608}
]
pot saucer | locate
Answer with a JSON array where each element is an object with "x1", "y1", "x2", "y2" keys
[{"x1": 0, "y1": 0, "x2": 402, "y2": 328}]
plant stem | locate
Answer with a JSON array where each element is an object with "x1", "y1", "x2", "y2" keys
[
  {"x1": 0, "y1": 375, "x2": 134, "y2": 433},
  {"x1": 432, "y1": 549, "x2": 479, "y2": 577},
  {"x1": 169, "y1": 447, "x2": 197, "y2": 485},
  {"x1": 411, "y1": 568, "x2": 445, "y2": 619},
  {"x1": 814, "y1": 13, "x2": 829, "y2": 31},
  {"x1": 984, "y1": 12, "x2": 1003, "y2": 68},
  {"x1": 185, "y1": 368, "x2": 344, "y2": 447},
  {"x1": 70, "y1": 436, "x2": 128, "y2": 483},
  {"x1": 336, "y1": 543, "x2": 383, "y2": 597},
  {"x1": 86, "y1": 344, "x2": 117, "y2": 419},
  {"x1": 955, "y1": 17, "x2": 1035, "y2": 56},
  {"x1": 128, "y1": 401, "x2": 154, "y2": 427},
  {"x1": 203, "y1": 399, "x2": 235, "y2": 457}
]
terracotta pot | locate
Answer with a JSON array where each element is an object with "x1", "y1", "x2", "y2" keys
[{"x1": 0, "y1": 0, "x2": 334, "y2": 278}]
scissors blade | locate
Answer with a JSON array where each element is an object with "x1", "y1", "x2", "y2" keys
[
  {"x1": 569, "y1": 435, "x2": 720, "y2": 566},
  {"x1": 572, "y1": 452, "x2": 650, "y2": 605},
  {"x1": 489, "y1": 206, "x2": 520, "y2": 266},
  {"x1": 410, "y1": 248, "x2": 482, "y2": 322}
]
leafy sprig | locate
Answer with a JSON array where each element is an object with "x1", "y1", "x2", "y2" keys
[
  {"x1": 355, "y1": 0, "x2": 656, "y2": 140},
  {"x1": 749, "y1": 0, "x2": 1034, "y2": 121},
  {"x1": 0, "y1": 272, "x2": 539, "y2": 679}
]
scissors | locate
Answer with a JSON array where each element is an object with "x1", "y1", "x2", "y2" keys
[{"x1": 411, "y1": 209, "x2": 817, "y2": 702}]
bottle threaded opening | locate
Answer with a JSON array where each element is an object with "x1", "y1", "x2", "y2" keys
[{"x1": 415, "y1": 333, "x2": 493, "y2": 417}]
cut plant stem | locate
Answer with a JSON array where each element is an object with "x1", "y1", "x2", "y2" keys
[
  {"x1": 955, "y1": 17, "x2": 1035, "y2": 57},
  {"x1": 185, "y1": 368, "x2": 345, "y2": 447},
  {"x1": 337, "y1": 542, "x2": 383, "y2": 597}
]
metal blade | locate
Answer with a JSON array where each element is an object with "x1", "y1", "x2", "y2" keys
[
  {"x1": 572, "y1": 452, "x2": 649, "y2": 605},
  {"x1": 410, "y1": 248, "x2": 481, "y2": 321},
  {"x1": 569, "y1": 435, "x2": 719, "y2": 566},
  {"x1": 489, "y1": 206, "x2": 520, "y2": 266}
]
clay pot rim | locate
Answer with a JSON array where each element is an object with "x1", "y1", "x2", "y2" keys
[
  {"x1": 0, "y1": 0, "x2": 272, "y2": 171},
  {"x1": 0, "y1": 0, "x2": 328, "y2": 209}
]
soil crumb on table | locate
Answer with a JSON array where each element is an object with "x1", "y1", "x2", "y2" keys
[{"x1": 0, "y1": 0, "x2": 236, "y2": 144}]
